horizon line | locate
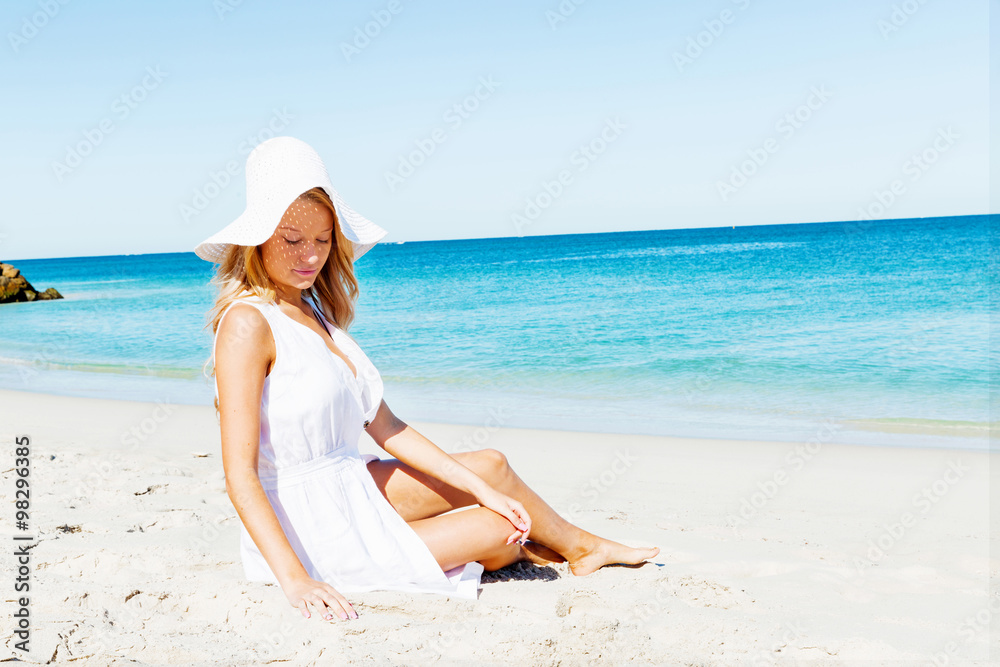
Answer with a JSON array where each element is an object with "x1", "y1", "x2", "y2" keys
[{"x1": 3, "y1": 211, "x2": 992, "y2": 263}]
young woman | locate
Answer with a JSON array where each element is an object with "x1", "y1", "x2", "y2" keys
[{"x1": 196, "y1": 137, "x2": 658, "y2": 623}]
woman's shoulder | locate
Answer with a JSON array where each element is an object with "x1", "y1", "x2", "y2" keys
[
  {"x1": 214, "y1": 303, "x2": 275, "y2": 384},
  {"x1": 218, "y1": 289, "x2": 275, "y2": 319},
  {"x1": 216, "y1": 300, "x2": 274, "y2": 351}
]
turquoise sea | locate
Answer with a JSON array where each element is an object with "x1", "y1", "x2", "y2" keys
[{"x1": 1, "y1": 215, "x2": 994, "y2": 450}]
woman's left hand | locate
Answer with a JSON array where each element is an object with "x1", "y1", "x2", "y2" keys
[{"x1": 475, "y1": 486, "x2": 532, "y2": 545}]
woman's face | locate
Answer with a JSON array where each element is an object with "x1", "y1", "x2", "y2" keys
[{"x1": 259, "y1": 195, "x2": 335, "y2": 300}]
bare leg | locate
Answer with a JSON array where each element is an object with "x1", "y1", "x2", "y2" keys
[
  {"x1": 367, "y1": 449, "x2": 659, "y2": 575},
  {"x1": 406, "y1": 506, "x2": 563, "y2": 572}
]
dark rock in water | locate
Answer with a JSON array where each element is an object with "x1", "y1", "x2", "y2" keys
[{"x1": 0, "y1": 262, "x2": 63, "y2": 304}]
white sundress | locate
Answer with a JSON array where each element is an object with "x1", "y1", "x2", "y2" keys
[{"x1": 212, "y1": 291, "x2": 483, "y2": 599}]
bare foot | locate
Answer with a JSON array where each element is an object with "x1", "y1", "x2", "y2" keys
[
  {"x1": 519, "y1": 540, "x2": 566, "y2": 565},
  {"x1": 567, "y1": 537, "x2": 659, "y2": 576}
]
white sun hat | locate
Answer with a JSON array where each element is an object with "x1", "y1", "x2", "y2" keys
[{"x1": 194, "y1": 136, "x2": 388, "y2": 263}]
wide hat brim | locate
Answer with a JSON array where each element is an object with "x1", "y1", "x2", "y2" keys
[{"x1": 193, "y1": 136, "x2": 388, "y2": 263}]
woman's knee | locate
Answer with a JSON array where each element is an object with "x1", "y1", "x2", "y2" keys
[{"x1": 467, "y1": 448, "x2": 510, "y2": 483}]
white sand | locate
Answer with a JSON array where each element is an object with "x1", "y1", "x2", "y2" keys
[{"x1": 1, "y1": 388, "x2": 996, "y2": 665}]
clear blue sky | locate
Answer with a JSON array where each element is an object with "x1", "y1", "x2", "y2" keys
[{"x1": 1, "y1": 0, "x2": 989, "y2": 260}]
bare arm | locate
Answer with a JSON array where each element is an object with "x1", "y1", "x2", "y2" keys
[
  {"x1": 365, "y1": 400, "x2": 531, "y2": 540},
  {"x1": 216, "y1": 304, "x2": 355, "y2": 620}
]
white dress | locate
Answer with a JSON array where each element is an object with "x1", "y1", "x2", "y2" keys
[{"x1": 212, "y1": 291, "x2": 483, "y2": 599}]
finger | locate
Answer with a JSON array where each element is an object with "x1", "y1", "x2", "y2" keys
[
  {"x1": 297, "y1": 600, "x2": 310, "y2": 619},
  {"x1": 336, "y1": 594, "x2": 358, "y2": 620},
  {"x1": 308, "y1": 593, "x2": 343, "y2": 621},
  {"x1": 511, "y1": 504, "x2": 531, "y2": 536},
  {"x1": 330, "y1": 598, "x2": 351, "y2": 620},
  {"x1": 508, "y1": 501, "x2": 529, "y2": 527},
  {"x1": 504, "y1": 507, "x2": 525, "y2": 532},
  {"x1": 314, "y1": 596, "x2": 336, "y2": 621},
  {"x1": 322, "y1": 589, "x2": 357, "y2": 620},
  {"x1": 303, "y1": 595, "x2": 329, "y2": 620}
]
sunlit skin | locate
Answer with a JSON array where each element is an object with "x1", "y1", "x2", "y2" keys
[{"x1": 217, "y1": 193, "x2": 659, "y2": 623}]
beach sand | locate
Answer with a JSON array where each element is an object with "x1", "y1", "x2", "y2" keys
[{"x1": 1, "y1": 388, "x2": 996, "y2": 665}]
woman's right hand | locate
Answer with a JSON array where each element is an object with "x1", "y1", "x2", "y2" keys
[{"x1": 282, "y1": 576, "x2": 358, "y2": 621}]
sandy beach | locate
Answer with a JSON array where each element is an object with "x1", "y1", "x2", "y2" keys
[{"x1": 1, "y1": 387, "x2": 996, "y2": 665}]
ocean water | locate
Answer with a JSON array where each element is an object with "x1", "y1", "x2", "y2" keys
[{"x1": 1, "y1": 215, "x2": 994, "y2": 450}]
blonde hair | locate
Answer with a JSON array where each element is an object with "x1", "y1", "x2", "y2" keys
[{"x1": 201, "y1": 187, "x2": 360, "y2": 414}]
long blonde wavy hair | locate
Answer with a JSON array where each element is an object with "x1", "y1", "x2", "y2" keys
[{"x1": 201, "y1": 187, "x2": 360, "y2": 413}]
